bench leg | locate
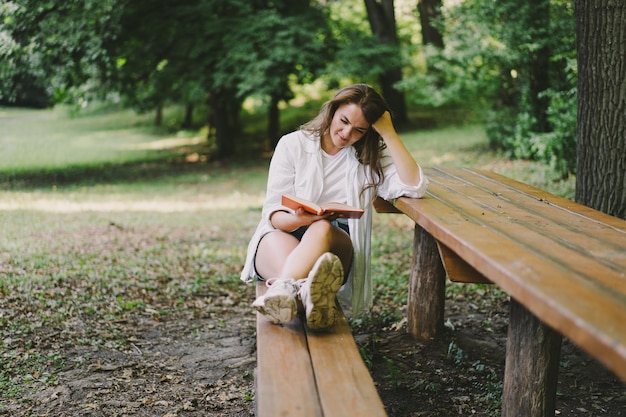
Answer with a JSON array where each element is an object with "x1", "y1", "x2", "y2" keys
[
  {"x1": 502, "y1": 299, "x2": 562, "y2": 417},
  {"x1": 407, "y1": 224, "x2": 446, "y2": 340}
]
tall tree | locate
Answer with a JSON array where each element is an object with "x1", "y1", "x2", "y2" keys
[
  {"x1": 527, "y1": 0, "x2": 551, "y2": 133},
  {"x1": 218, "y1": 0, "x2": 332, "y2": 150},
  {"x1": 417, "y1": 0, "x2": 443, "y2": 48},
  {"x1": 364, "y1": 0, "x2": 407, "y2": 124},
  {"x1": 575, "y1": 0, "x2": 626, "y2": 218}
]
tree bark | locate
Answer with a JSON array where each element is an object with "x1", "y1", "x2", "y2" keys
[
  {"x1": 575, "y1": 0, "x2": 626, "y2": 218},
  {"x1": 155, "y1": 104, "x2": 163, "y2": 127},
  {"x1": 364, "y1": 0, "x2": 407, "y2": 124}
]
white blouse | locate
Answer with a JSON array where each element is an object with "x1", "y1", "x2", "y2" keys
[{"x1": 240, "y1": 130, "x2": 429, "y2": 316}]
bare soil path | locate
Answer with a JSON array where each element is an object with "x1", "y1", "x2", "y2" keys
[{"x1": 3, "y1": 289, "x2": 624, "y2": 417}]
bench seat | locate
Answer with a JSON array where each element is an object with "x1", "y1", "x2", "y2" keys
[{"x1": 255, "y1": 282, "x2": 387, "y2": 417}]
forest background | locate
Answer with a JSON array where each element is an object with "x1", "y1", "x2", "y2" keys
[{"x1": 2, "y1": 0, "x2": 580, "y2": 179}]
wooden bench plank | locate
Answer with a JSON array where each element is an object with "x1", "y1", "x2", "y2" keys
[
  {"x1": 477, "y1": 169, "x2": 626, "y2": 231},
  {"x1": 393, "y1": 167, "x2": 626, "y2": 381},
  {"x1": 256, "y1": 282, "x2": 322, "y2": 417},
  {"x1": 256, "y1": 313, "x2": 323, "y2": 417},
  {"x1": 255, "y1": 282, "x2": 388, "y2": 417},
  {"x1": 306, "y1": 309, "x2": 388, "y2": 417}
]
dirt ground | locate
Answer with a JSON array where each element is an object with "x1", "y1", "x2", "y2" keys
[{"x1": 2, "y1": 282, "x2": 624, "y2": 417}]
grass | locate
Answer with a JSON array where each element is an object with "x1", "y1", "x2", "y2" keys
[{"x1": 0, "y1": 103, "x2": 574, "y2": 407}]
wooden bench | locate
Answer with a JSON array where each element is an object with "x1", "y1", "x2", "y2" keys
[
  {"x1": 255, "y1": 282, "x2": 388, "y2": 417},
  {"x1": 376, "y1": 167, "x2": 626, "y2": 417}
]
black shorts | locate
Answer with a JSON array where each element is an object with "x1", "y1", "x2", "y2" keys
[{"x1": 289, "y1": 220, "x2": 350, "y2": 240}]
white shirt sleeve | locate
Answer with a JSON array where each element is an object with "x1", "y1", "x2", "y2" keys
[{"x1": 376, "y1": 149, "x2": 429, "y2": 200}]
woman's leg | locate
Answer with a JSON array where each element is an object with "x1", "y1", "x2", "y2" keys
[
  {"x1": 253, "y1": 220, "x2": 352, "y2": 327},
  {"x1": 255, "y1": 220, "x2": 352, "y2": 281},
  {"x1": 284, "y1": 220, "x2": 352, "y2": 281},
  {"x1": 254, "y1": 231, "x2": 300, "y2": 280}
]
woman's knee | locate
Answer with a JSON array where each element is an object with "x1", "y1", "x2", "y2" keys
[
  {"x1": 308, "y1": 219, "x2": 334, "y2": 234},
  {"x1": 301, "y1": 220, "x2": 335, "y2": 246},
  {"x1": 304, "y1": 220, "x2": 352, "y2": 252}
]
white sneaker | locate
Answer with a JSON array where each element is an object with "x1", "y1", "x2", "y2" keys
[
  {"x1": 252, "y1": 278, "x2": 298, "y2": 324},
  {"x1": 298, "y1": 253, "x2": 344, "y2": 330}
]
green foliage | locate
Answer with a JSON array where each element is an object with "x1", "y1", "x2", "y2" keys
[
  {"x1": 216, "y1": 2, "x2": 332, "y2": 102},
  {"x1": 530, "y1": 86, "x2": 577, "y2": 176},
  {"x1": 398, "y1": 20, "x2": 505, "y2": 109},
  {"x1": 486, "y1": 83, "x2": 577, "y2": 178},
  {"x1": 323, "y1": 0, "x2": 400, "y2": 86},
  {"x1": 1, "y1": 0, "x2": 580, "y2": 170},
  {"x1": 482, "y1": 0, "x2": 576, "y2": 176},
  {"x1": 0, "y1": 0, "x2": 122, "y2": 106},
  {"x1": 400, "y1": 0, "x2": 577, "y2": 177}
]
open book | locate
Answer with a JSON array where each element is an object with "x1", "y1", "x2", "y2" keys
[{"x1": 281, "y1": 194, "x2": 364, "y2": 219}]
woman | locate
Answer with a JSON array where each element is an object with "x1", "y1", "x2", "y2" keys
[{"x1": 240, "y1": 84, "x2": 428, "y2": 330}]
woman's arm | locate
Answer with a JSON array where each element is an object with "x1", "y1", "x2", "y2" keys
[
  {"x1": 372, "y1": 111, "x2": 423, "y2": 186},
  {"x1": 263, "y1": 133, "x2": 331, "y2": 232},
  {"x1": 270, "y1": 209, "x2": 331, "y2": 232}
]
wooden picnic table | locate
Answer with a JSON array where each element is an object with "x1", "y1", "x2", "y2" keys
[{"x1": 378, "y1": 167, "x2": 626, "y2": 417}]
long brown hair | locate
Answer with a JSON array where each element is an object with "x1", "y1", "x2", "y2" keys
[{"x1": 301, "y1": 84, "x2": 390, "y2": 194}]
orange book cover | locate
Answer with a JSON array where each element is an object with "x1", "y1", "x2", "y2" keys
[{"x1": 281, "y1": 194, "x2": 364, "y2": 219}]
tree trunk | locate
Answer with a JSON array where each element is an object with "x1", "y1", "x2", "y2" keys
[
  {"x1": 155, "y1": 104, "x2": 163, "y2": 127},
  {"x1": 209, "y1": 93, "x2": 240, "y2": 158},
  {"x1": 183, "y1": 103, "x2": 194, "y2": 128},
  {"x1": 575, "y1": 0, "x2": 626, "y2": 218},
  {"x1": 417, "y1": 0, "x2": 444, "y2": 48},
  {"x1": 528, "y1": 0, "x2": 551, "y2": 133},
  {"x1": 268, "y1": 95, "x2": 280, "y2": 151},
  {"x1": 364, "y1": 0, "x2": 407, "y2": 124}
]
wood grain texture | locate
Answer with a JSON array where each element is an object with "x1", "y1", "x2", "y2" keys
[
  {"x1": 306, "y1": 310, "x2": 388, "y2": 417},
  {"x1": 255, "y1": 282, "x2": 322, "y2": 417}
]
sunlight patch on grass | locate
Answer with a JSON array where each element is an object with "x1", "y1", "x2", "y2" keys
[
  {"x1": 0, "y1": 192, "x2": 265, "y2": 213},
  {"x1": 0, "y1": 106, "x2": 184, "y2": 171},
  {"x1": 117, "y1": 135, "x2": 204, "y2": 151}
]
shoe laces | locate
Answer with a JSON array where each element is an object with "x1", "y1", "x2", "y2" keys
[
  {"x1": 264, "y1": 278, "x2": 279, "y2": 288},
  {"x1": 295, "y1": 278, "x2": 309, "y2": 298},
  {"x1": 265, "y1": 277, "x2": 302, "y2": 295}
]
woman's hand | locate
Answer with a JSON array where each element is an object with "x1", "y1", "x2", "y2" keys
[
  {"x1": 294, "y1": 208, "x2": 332, "y2": 225},
  {"x1": 372, "y1": 111, "x2": 396, "y2": 140},
  {"x1": 372, "y1": 111, "x2": 423, "y2": 187}
]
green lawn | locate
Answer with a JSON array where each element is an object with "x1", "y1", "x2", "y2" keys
[{"x1": 0, "y1": 105, "x2": 204, "y2": 172}]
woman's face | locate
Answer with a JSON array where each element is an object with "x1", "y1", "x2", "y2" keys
[{"x1": 322, "y1": 103, "x2": 370, "y2": 155}]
